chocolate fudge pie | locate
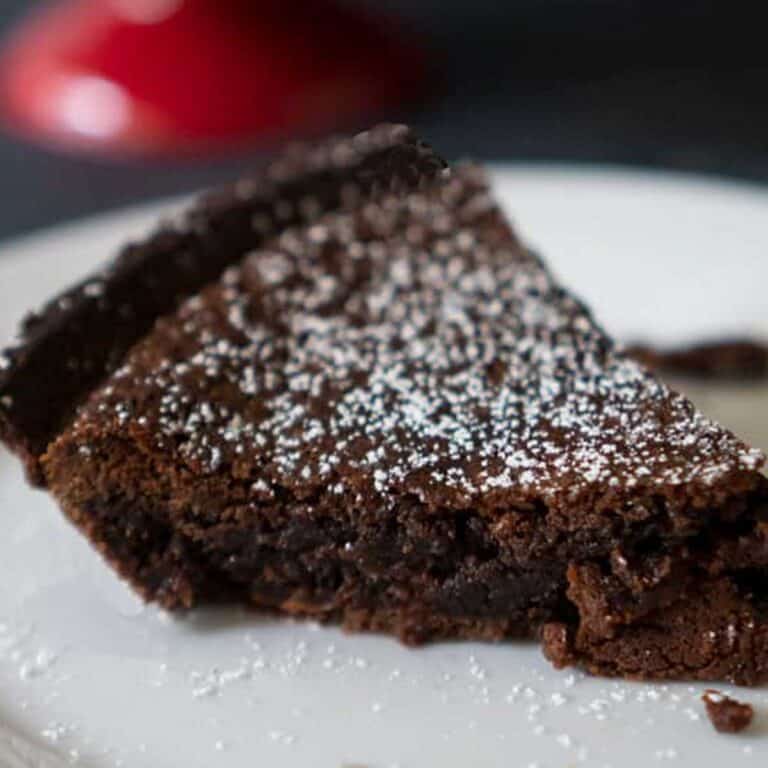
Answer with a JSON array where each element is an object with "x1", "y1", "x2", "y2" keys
[{"x1": 2, "y1": 126, "x2": 768, "y2": 684}]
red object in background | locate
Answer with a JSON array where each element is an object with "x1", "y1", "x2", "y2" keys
[{"x1": 0, "y1": 0, "x2": 426, "y2": 156}]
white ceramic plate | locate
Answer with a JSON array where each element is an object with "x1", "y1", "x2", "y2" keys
[{"x1": 1, "y1": 166, "x2": 768, "y2": 768}]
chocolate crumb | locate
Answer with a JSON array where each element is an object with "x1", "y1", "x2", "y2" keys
[
  {"x1": 702, "y1": 689, "x2": 754, "y2": 733},
  {"x1": 627, "y1": 339, "x2": 768, "y2": 381}
]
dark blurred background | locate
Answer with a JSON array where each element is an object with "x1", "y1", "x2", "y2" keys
[{"x1": 0, "y1": 0, "x2": 767, "y2": 240}]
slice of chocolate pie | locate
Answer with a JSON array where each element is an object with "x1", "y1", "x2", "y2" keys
[{"x1": 2, "y1": 126, "x2": 767, "y2": 684}]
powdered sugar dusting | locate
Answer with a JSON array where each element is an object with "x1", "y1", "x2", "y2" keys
[{"x1": 82, "y1": 165, "x2": 763, "y2": 511}]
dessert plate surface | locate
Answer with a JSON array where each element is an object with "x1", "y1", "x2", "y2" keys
[{"x1": 1, "y1": 166, "x2": 768, "y2": 767}]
